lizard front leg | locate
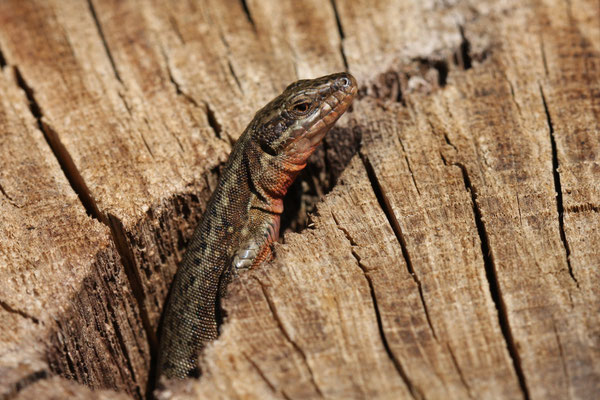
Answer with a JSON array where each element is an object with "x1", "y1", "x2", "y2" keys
[{"x1": 232, "y1": 212, "x2": 280, "y2": 270}]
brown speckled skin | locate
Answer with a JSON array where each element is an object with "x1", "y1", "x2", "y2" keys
[{"x1": 157, "y1": 73, "x2": 357, "y2": 380}]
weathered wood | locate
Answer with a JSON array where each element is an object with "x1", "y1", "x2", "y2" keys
[
  {"x1": 0, "y1": 0, "x2": 598, "y2": 399},
  {"x1": 13, "y1": 377, "x2": 131, "y2": 400},
  {"x1": 0, "y1": 68, "x2": 147, "y2": 398}
]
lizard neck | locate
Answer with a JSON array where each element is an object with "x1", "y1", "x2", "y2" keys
[{"x1": 245, "y1": 139, "x2": 307, "y2": 215}]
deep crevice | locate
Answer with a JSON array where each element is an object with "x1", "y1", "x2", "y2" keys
[
  {"x1": 50, "y1": 322, "x2": 78, "y2": 381},
  {"x1": 359, "y1": 154, "x2": 438, "y2": 342},
  {"x1": 12, "y1": 67, "x2": 102, "y2": 221},
  {"x1": 539, "y1": 86, "x2": 578, "y2": 286},
  {"x1": 15, "y1": 64, "x2": 164, "y2": 394},
  {"x1": 447, "y1": 159, "x2": 531, "y2": 400},
  {"x1": 107, "y1": 215, "x2": 156, "y2": 353},
  {"x1": 87, "y1": 0, "x2": 122, "y2": 83},
  {"x1": 0, "y1": 300, "x2": 40, "y2": 325},
  {"x1": 107, "y1": 215, "x2": 157, "y2": 399},
  {"x1": 102, "y1": 284, "x2": 143, "y2": 399},
  {"x1": 253, "y1": 277, "x2": 324, "y2": 399},
  {"x1": 330, "y1": 0, "x2": 349, "y2": 70},
  {"x1": 13, "y1": 54, "x2": 151, "y2": 394},
  {"x1": 239, "y1": 0, "x2": 255, "y2": 29},
  {"x1": 330, "y1": 213, "x2": 419, "y2": 400},
  {"x1": 281, "y1": 124, "x2": 361, "y2": 234}
]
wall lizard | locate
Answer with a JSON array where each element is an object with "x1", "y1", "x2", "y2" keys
[{"x1": 157, "y1": 72, "x2": 357, "y2": 380}]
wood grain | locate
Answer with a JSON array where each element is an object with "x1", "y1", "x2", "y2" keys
[
  {"x1": 0, "y1": 0, "x2": 598, "y2": 399},
  {"x1": 0, "y1": 67, "x2": 147, "y2": 397}
]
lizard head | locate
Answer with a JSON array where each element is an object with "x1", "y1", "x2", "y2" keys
[{"x1": 250, "y1": 72, "x2": 357, "y2": 167}]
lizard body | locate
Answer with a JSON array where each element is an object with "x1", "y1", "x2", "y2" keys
[{"x1": 157, "y1": 73, "x2": 357, "y2": 380}]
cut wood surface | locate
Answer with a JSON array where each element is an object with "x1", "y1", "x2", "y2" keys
[{"x1": 0, "y1": 0, "x2": 598, "y2": 399}]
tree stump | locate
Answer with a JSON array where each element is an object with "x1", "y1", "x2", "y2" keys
[{"x1": 0, "y1": 1, "x2": 598, "y2": 399}]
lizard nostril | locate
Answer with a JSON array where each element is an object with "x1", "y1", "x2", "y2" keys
[{"x1": 338, "y1": 77, "x2": 351, "y2": 88}]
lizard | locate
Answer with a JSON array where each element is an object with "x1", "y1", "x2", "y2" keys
[{"x1": 157, "y1": 72, "x2": 357, "y2": 381}]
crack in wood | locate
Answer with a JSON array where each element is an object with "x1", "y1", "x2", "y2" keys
[
  {"x1": 503, "y1": 73, "x2": 523, "y2": 119},
  {"x1": 552, "y1": 320, "x2": 572, "y2": 398},
  {"x1": 455, "y1": 25, "x2": 473, "y2": 70},
  {"x1": 160, "y1": 47, "x2": 229, "y2": 146},
  {"x1": 168, "y1": 15, "x2": 185, "y2": 45},
  {"x1": 329, "y1": 0, "x2": 349, "y2": 71},
  {"x1": 445, "y1": 342, "x2": 474, "y2": 400},
  {"x1": 0, "y1": 182, "x2": 21, "y2": 208},
  {"x1": 140, "y1": 123, "x2": 155, "y2": 159},
  {"x1": 360, "y1": 154, "x2": 438, "y2": 342},
  {"x1": 539, "y1": 85, "x2": 579, "y2": 287},
  {"x1": 87, "y1": 0, "x2": 122, "y2": 83},
  {"x1": 415, "y1": 57, "x2": 449, "y2": 87},
  {"x1": 216, "y1": 32, "x2": 245, "y2": 95},
  {"x1": 107, "y1": 215, "x2": 157, "y2": 355},
  {"x1": 101, "y1": 281, "x2": 143, "y2": 399},
  {"x1": 282, "y1": 126, "x2": 361, "y2": 234},
  {"x1": 12, "y1": 66, "x2": 102, "y2": 222},
  {"x1": 397, "y1": 136, "x2": 421, "y2": 196},
  {"x1": 252, "y1": 276, "x2": 324, "y2": 399},
  {"x1": 539, "y1": 34, "x2": 549, "y2": 76},
  {"x1": 330, "y1": 211, "x2": 420, "y2": 400},
  {"x1": 445, "y1": 158, "x2": 531, "y2": 400},
  {"x1": 161, "y1": 49, "x2": 200, "y2": 109},
  {"x1": 203, "y1": 101, "x2": 225, "y2": 142},
  {"x1": 10, "y1": 62, "x2": 154, "y2": 398},
  {"x1": 365, "y1": 29, "x2": 488, "y2": 104},
  {"x1": 242, "y1": 352, "x2": 290, "y2": 400},
  {"x1": 227, "y1": 60, "x2": 244, "y2": 94},
  {"x1": 239, "y1": 0, "x2": 255, "y2": 29},
  {"x1": 117, "y1": 91, "x2": 133, "y2": 117},
  {"x1": 79, "y1": 280, "x2": 133, "y2": 394},
  {"x1": 2, "y1": 369, "x2": 48, "y2": 400},
  {"x1": 0, "y1": 300, "x2": 40, "y2": 325},
  {"x1": 0, "y1": 44, "x2": 6, "y2": 68}
]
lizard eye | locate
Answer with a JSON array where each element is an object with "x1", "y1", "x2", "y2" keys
[{"x1": 292, "y1": 101, "x2": 311, "y2": 115}]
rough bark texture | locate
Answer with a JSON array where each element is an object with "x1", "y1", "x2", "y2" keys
[{"x1": 0, "y1": 0, "x2": 598, "y2": 399}]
